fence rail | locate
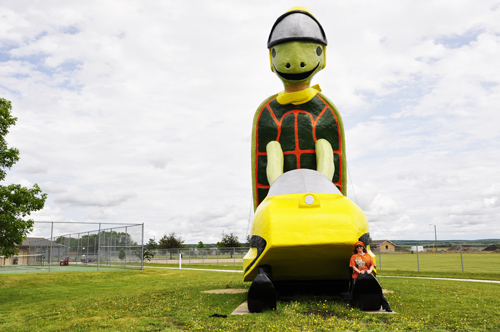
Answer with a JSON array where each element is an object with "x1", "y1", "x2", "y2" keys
[
  {"x1": 146, "y1": 248, "x2": 249, "y2": 267},
  {"x1": 144, "y1": 244, "x2": 500, "y2": 274},
  {"x1": 372, "y1": 242, "x2": 500, "y2": 274}
]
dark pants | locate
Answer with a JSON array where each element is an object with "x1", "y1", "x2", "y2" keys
[{"x1": 347, "y1": 278, "x2": 392, "y2": 311}]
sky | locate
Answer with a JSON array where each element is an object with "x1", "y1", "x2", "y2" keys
[{"x1": 1, "y1": 0, "x2": 499, "y2": 244}]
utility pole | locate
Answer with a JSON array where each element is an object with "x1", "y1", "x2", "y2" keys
[{"x1": 430, "y1": 224, "x2": 437, "y2": 253}]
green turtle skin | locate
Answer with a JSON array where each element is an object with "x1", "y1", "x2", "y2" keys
[
  {"x1": 251, "y1": 91, "x2": 346, "y2": 208},
  {"x1": 250, "y1": 8, "x2": 346, "y2": 210}
]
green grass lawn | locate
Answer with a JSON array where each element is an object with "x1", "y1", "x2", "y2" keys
[
  {"x1": 1, "y1": 268, "x2": 500, "y2": 331},
  {"x1": 375, "y1": 252, "x2": 500, "y2": 273}
]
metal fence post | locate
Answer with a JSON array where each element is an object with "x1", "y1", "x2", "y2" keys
[
  {"x1": 86, "y1": 232, "x2": 90, "y2": 267},
  {"x1": 378, "y1": 245, "x2": 382, "y2": 270},
  {"x1": 48, "y1": 222, "x2": 53, "y2": 272},
  {"x1": 416, "y1": 243, "x2": 420, "y2": 272},
  {"x1": 124, "y1": 227, "x2": 127, "y2": 269},
  {"x1": 97, "y1": 223, "x2": 101, "y2": 271},
  {"x1": 68, "y1": 234, "x2": 71, "y2": 264},
  {"x1": 109, "y1": 228, "x2": 112, "y2": 267},
  {"x1": 217, "y1": 247, "x2": 219, "y2": 266},
  {"x1": 141, "y1": 223, "x2": 144, "y2": 271},
  {"x1": 460, "y1": 243, "x2": 464, "y2": 273},
  {"x1": 77, "y1": 233, "x2": 80, "y2": 265}
]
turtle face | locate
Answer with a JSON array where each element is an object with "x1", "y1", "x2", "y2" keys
[{"x1": 270, "y1": 41, "x2": 325, "y2": 87}]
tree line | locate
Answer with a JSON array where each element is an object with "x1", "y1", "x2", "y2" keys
[
  {"x1": 145, "y1": 232, "x2": 248, "y2": 251},
  {"x1": 53, "y1": 231, "x2": 137, "y2": 252},
  {"x1": 142, "y1": 232, "x2": 249, "y2": 261}
]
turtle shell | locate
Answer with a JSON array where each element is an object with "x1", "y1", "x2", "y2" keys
[{"x1": 251, "y1": 92, "x2": 346, "y2": 209}]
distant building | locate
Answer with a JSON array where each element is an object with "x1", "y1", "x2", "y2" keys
[
  {"x1": 370, "y1": 240, "x2": 397, "y2": 253},
  {"x1": 0, "y1": 237, "x2": 60, "y2": 266}
]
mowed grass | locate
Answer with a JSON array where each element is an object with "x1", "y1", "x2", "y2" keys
[{"x1": 1, "y1": 268, "x2": 500, "y2": 331}]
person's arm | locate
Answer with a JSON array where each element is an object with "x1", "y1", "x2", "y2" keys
[
  {"x1": 350, "y1": 255, "x2": 361, "y2": 274},
  {"x1": 367, "y1": 256, "x2": 374, "y2": 274}
]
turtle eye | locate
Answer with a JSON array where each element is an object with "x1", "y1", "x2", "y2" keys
[
  {"x1": 316, "y1": 46, "x2": 322, "y2": 56},
  {"x1": 272, "y1": 48, "x2": 276, "y2": 58}
]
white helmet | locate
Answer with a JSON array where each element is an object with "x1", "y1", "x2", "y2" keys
[{"x1": 267, "y1": 9, "x2": 328, "y2": 48}]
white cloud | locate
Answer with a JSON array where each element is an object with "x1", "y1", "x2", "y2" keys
[
  {"x1": 1, "y1": 0, "x2": 499, "y2": 242},
  {"x1": 54, "y1": 188, "x2": 136, "y2": 207}
]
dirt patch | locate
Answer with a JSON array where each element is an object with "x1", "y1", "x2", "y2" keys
[
  {"x1": 382, "y1": 289, "x2": 394, "y2": 294},
  {"x1": 202, "y1": 289, "x2": 248, "y2": 294},
  {"x1": 483, "y1": 244, "x2": 500, "y2": 251}
]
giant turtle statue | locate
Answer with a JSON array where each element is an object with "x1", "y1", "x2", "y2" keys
[{"x1": 244, "y1": 7, "x2": 378, "y2": 312}]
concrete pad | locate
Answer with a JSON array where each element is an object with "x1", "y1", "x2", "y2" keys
[
  {"x1": 231, "y1": 300, "x2": 251, "y2": 315},
  {"x1": 362, "y1": 306, "x2": 397, "y2": 314},
  {"x1": 202, "y1": 289, "x2": 248, "y2": 294}
]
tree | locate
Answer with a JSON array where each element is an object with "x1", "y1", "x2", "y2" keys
[
  {"x1": 196, "y1": 241, "x2": 206, "y2": 249},
  {"x1": 158, "y1": 232, "x2": 184, "y2": 249},
  {"x1": 146, "y1": 238, "x2": 157, "y2": 250},
  {"x1": 143, "y1": 250, "x2": 154, "y2": 261},
  {"x1": 73, "y1": 232, "x2": 137, "y2": 254},
  {"x1": 217, "y1": 232, "x2": 240, "y2": 248},
  {"x1": 142, "y1": 238, "x2": 157, "y2": 261},
  {"x1": 158, "y1": 232, "x2": 184, "y2": 259},
  {"x1": 0, "y1": 98, "x2": 47, "y2": 258},
  {"x1": 118, "y1": 248, "x2": 126, "y2": 260},
  {"x1": 244, "y1": 235, "x2": 251, "y2": 247}
]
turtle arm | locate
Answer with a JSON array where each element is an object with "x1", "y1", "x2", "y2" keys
[
  {"x1": 317, "y1": 91, "x2": 347, "y2": 196},
  {"x1": 315, "y1": 138, "x2": 334, "y2": 180},
  {"x1": 266, "y1": 141, "x2": 284, "y2": 185}
]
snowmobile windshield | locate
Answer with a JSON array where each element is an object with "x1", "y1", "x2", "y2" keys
[{"x1": 268, "y1": 169, "x2": 342, "y2": 196}]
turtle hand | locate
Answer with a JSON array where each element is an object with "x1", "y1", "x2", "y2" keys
[
  {"x1": 315, "y1": 139, "x2": 334, "y2": 180},
  {"x1": 266, "y1": 141, "x2": 284, "y2": 185}
]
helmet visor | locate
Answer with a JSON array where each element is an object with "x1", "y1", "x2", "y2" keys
[{"x1": 268, "y1": 11, "x2": 328, "y2": 48}]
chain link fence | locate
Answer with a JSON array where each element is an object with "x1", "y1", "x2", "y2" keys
[
  {"x1": 143, "y1": 242, "x2": 500, "y2": 274},
  {"x1": 372, "y1": 241, "x2": 500, "y2": 274},
  {"x1": 25, "y1": 222, "x2": 144, "y2": 272},
  {"x1": 145, "y1": 247, "x2": 249, "y2": 269}
]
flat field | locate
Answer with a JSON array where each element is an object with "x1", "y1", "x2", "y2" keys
[
  {"x1": 1, "y1": 267, "x2": 500, "y2": 331},
  {"x1": 144, "y1": 251, "x2": 500, "y2": 277},
  {"x1": 375, "y1": 252, "x2": 500, "y2": 274}
]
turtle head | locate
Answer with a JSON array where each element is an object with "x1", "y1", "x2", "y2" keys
[
  {"x1": 270, "y1": 41, "x2": 325, "y2": 87},
  {"x1": 267, "y1": 7, "x2": 327, "y2": 89}
]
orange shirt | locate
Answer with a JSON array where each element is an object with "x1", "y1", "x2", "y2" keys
[{"x1": 349, "y1": 253, "x2": 374, "y2": 279}]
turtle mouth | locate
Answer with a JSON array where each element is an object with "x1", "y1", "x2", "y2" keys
[{"x1": 274, "y1": 62, "x2": 320, "y2": 81}]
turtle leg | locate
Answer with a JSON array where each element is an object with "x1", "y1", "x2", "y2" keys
[{"x1": 247, "y1": 265, "x2": 276, "y2": 313}]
